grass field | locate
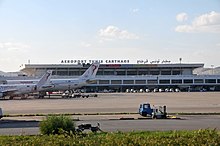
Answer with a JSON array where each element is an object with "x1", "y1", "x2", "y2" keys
[{"x1": 0, "y1": 129, "x2": 219, "y2": 145}]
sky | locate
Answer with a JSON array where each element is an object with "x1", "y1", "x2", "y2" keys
[{"x1": 0, "y1": 0, "x2": 220, "y2": 72}]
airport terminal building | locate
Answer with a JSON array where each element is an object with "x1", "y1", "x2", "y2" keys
[{"x1": 18, "y1": 59, "x2": 220, "y2": 92}]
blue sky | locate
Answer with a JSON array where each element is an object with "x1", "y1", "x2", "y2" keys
[{"x1": 0, "y1": 0, "x2": 220, "y2": 71}]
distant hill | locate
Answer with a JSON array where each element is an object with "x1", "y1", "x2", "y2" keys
[{"x1": 193, "y1": 67, "x2": 220, "y2": 75}]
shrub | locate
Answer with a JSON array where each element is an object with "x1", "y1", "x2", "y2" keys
[{"x1": 39, "y1": 115, "x2": 75, "y2": 135}]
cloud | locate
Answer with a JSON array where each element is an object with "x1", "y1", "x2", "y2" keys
[
  {"x1": 175, "y1": 25, "x2": 194, "y2": 33},
  {"x1": 176, "y1": 13, "x2": 188, "y2": 22},
  {"x1": 80, "y1": 41, "x2": 92, "y2": 48},
  {"x1": 131, "y1": 8, "x2": 139, "y2": 13},
  {"x1": 99, "y1": 25, "x2": 139, "y2": 41},
  {"x1": 175, "y1": 11, "x2": 220, "y2": 33},
  {"x1": 0, "y1": 42, "x2": 30, "y2": 52},
  {"x1": 193, "y1": 11, "x2": 220, "y2": 26}
]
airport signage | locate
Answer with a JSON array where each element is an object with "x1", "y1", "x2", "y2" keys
[
  {"x1": 61, "y1": 59, "x2": 171, "y2": 64},
  {"x1": 136, "y1": 59, "x2": 171, "y2": 64},
  {"x1": 61, "y1": 59, "x2": 130, "y2": 64}
]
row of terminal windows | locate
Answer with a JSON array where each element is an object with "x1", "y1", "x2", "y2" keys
[
  {"x1": 97, "y1": 79, "x2": 220, "y2": 85},
  {"x1": 50, "y1": 70, "x2": 182, "y2": 76}
]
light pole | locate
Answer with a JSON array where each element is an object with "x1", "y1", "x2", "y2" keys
[{"x1": 179, "y1": 58, "x2": 182, "y2": 75}]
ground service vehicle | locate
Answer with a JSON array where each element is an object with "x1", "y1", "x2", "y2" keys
[
  {"x1": 61, "y1": 91, "x2": 97, "y2": 98},
  {"x1": 139, "y1": 103, "x2": 167, "y2": 119}
]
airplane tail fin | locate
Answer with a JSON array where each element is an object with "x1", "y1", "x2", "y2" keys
[
  {"x1": 79, "y1": 62, "x2": 100, "y2": 81},
  {"x1": 36, "y1": 70, "x2": 53, "y2": 90}
]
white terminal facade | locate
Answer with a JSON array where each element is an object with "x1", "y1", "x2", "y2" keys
[{"x1": 19, "y1": 60, "x2": 220, "y2": 92}]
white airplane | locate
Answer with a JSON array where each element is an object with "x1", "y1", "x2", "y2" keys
[
  {"x1": 41, "y1": 62, "x2": 100, "y2": 92},
  {"x1": 5, "y1": 62, "x2": 100, "y2": 92},
  {"x1": 0, "y1": 70, "x2": 53, "y2": 99}
]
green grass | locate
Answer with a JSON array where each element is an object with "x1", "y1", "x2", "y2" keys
[{"x1": 0, "y1": 129, "x2": 219, "y2": 145}]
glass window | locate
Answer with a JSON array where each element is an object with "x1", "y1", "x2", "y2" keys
[
  {"x1": 171, "y1": 79, "x2": 182, "y2": 84},
  {"x1": 205, "y1": 79, "x2": 216, "y2": 83},
  {"x1": 172, "y1": 70, "x2": 181, "y2": 75},
  {"x1": 111, "y1": 80, "x2": 122, "y2": 84},
  {"x1": 69, "y1": 71, "x2": 80, "y2": 76},
  {"x1": 150, "y1": 71, "x2": 160, "y2": 75},
  {"x1": 135, "y1": 80, "x2": 146, "y2": 84},
  {"x1": 104, "y1": 71, "x2": 115, "y2": 75},
  {"x1": 96, "y1": 70, "x2": 103, "y2": 75},
  {"x1": 127, "y1": 71, "x2": 137, "y2": 75},
  {"x1": 147, "y1": 80, "x2": 158, "y2": 84},
  {"x1": 123, "y1": 80, "x2": 134, "y2": 84},
  {"x1": 116, "y1": 71, "x2": 126, "y2": 75},
  {"x1": 138, "y1": 70, "x2": 149, "y2": 75},
  {"x1": 99, "y1": 80, "x2": 110, "y2": 84},
  {"x1": 184, "y1": 79, "x2": 193, "y2": 84},
  {"x1": 161, "y1": 71, "x2": 171, "y2": 75},
  {"x1": 194, "y1": 79, "x2": 204, "y2": 83},
  {"x1": 57, "y1": 71, "x2": 68, "y2": 76},
  {"x1": 159, "y1": 80, "x2": 170, "y2": 84}
]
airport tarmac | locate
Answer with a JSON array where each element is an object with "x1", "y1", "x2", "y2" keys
[
  {"x1": 1, "y1": 92, "x2": 220, "y2": 115},
  {"x1": 0, "y1": 115, "x2": 220, "y2": 135},
  {"x1": 0, "y1": 92, "x2": 220, "y2": 135}
]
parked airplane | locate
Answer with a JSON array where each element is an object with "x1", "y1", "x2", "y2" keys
[
  {"x1": 41, "y1": 62, "x2": 100, "y2": 92},
  {"x1": 0, "y1": 70, "x2": 53, "y2": 99},
  {"x1": 5, "y1": 62, "x2": 100, "y2": 93}
]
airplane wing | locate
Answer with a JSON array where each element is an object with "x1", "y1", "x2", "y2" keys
[{"x1": 0, "y1": 86, "x2": 18, "y2": 97}]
